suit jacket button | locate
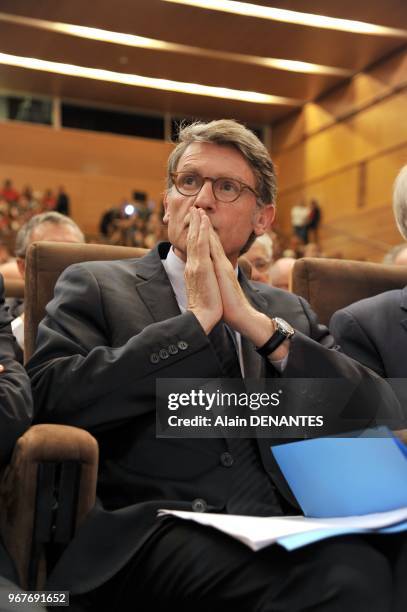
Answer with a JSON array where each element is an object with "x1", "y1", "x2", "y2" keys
[
  {"x1": 150, "y1": 353, "x2": 160, "y2": 364},
  {"x1": 159, "y1": 348, "x2": 169, "y2": 359},
  {"x1": 220, "y1": 452, "x2": 234, "y2": 467},
  {"x1": 178, "y1": 341, "x2": 188, "y2": 350},
  {"x1": 168, "y1": 344, "x2": 178, "y2": 355},
  {"x1": 192, "y1": 498, "x2": 207, "y2": 513}
]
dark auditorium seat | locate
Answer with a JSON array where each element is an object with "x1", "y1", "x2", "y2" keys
[
  {"x1": 4, "y1": 277, "x2": 24, "y2": 299},
  {"x1": 0, "y1": 242, "x2": 147, "y2": 590},
  {"x1": 292, "y1": 256, "x2": 407, "y2": 445},
  {"x1": 292, "y1": 257, "x2": 407, "y2": 326}
]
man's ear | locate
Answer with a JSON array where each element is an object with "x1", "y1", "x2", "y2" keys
[
  {"x1": 163, "y1": 192, "x2": 170, "y2": 224},
  {"x1": 16, "y1": 257, "x2": 25, "y2": 279},
  {"x1": 254, "y1": 204, "x2": 275, "y2": 236}
]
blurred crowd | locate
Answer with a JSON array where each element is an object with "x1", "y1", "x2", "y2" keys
[
  {"x1": 0, "y1": 179, "x2": 70, "y2": 235},
  {"x1": 98, "y1": 191, "x2": 167, "y2": 248},
  {"x1": 1, "y1": 178, "x2": 406, "y2": 296}
]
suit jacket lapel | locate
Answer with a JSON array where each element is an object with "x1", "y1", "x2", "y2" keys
[{"x1": 134, "y1": 243, "x2": 181, "y2": 322}]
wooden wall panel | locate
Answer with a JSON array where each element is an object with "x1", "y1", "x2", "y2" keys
[
  {"x1": 272, "y1": 47, "x2": 407, "y2": 262},
  {"x1": 0, "y1": 121, "x2": 173, "y2": 234}
]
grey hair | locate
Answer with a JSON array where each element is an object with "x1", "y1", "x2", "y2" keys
[
  {"x1": 382, "y1": 243, "x2": 407, "y2": 264},
  {"x1": 393, "y1": 165, "x2": 407, "y2": 240},
  {"x1": 251, "y1": 233, "x2": 273, "y2": 260},
  {"x1": 15, "y1": 211, "x2": 85, "y2": 257},
  {"x1": 167, "y1": 119, "x2": 277, "y2": 207}
]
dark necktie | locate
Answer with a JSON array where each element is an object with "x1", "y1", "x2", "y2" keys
[
  {"x1": 208, "y1": 322, "x2": 241, "y2": 378},
  {"x1": 209, "y1": 323, "x2": 283, "y2": 516}
]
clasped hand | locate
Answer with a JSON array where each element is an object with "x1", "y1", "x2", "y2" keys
[{"x1": 185, "y1": 208, "x2": 274, "y2": 349}]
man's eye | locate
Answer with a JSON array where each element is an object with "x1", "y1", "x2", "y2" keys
[
  {"x1": 181, "y1": 174, "x2": 199, "y2": 187},
  {"x1": 219, "y1": 179, "x2": 239, "y2": 193}
]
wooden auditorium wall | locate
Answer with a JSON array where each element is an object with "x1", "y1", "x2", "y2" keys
[
  {"x1": 271, "y1": 47, "x2": 407, "y2": 262},
  {"x1": 0, "y1": 121, "x2": 173, "y2": 235}
]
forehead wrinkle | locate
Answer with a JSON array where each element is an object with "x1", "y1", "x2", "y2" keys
[
  {"x1": 177, "y1": 162, "x2": 254, "y2": 185},
  {"x1": 177, "y1": 143, "x2": 256, "y2": 188}
]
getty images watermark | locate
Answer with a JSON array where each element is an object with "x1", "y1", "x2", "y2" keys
[
  {"x1": 155, "y1": 378, "x2": 394, "y2": 439},
  {"x1": 166, "y1": 388, "x2": 323, "y2": 429}
]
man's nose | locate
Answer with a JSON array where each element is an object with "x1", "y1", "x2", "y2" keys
[{"x1": 193, "y1": 179, "x2": 216, "y2": 210}]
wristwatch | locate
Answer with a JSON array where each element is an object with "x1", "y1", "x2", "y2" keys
[{"x1": 256, "y1": 317, "x2": 295, "y2": 357}]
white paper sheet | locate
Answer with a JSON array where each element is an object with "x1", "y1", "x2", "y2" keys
[{"x1": 158, "y1": 507, "x2": 407, "y2": 551}]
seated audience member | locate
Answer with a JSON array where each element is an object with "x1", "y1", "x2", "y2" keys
[
  {"x1": 55, "y1": 186, "x2": 70, "y2": 217},
  {"x1": 270, "y1": 257, "x2": 296, "y2": 291},
  {"x1": 382, "y1": 243, "x2": 407, "y2": 266},
  {"x1": 9, "y1": 213, "x2": 85, "y2": 353},
  {"x1": 330, "y1": 164, "x2": 407, "y2": 411},
  {"x1": 0, "y1": 180, "x2": 19, "y2": 205},
  {"x1": 27, "y1": 120, "x2": 406, "y2": 611},
  {"x1": 303, "y1": 242, "x2": 323, "y2": 258},
  {"x1": 0, "y1": 244, "x2": 10, "y2": 266},
  {"x1": 0, "y1": 273, "x2": 37, "y2": 607},
  {"x1": 41, "y1": 189, "x2": 56, "y2": 212},
  {"x1": 0, "y1": 261, "x2": 21, "y2": 282},
  {"x1": 244, "y1": 234, "x2": 273, "y2": 283}
]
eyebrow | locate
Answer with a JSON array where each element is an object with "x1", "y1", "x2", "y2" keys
[{"x1": 177, "y1": 165, "x2": 251, "y2": 183}]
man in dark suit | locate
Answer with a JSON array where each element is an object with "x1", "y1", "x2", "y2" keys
[
  {"x1": 27, "y1": 121, "x2": 406, "y2": 611},
  {"x1": 330, "y1": 164, "x2": 407, "y2": 412},
  {"x1": 0, "y1": 274, "x2": 39, "y2": 610}
]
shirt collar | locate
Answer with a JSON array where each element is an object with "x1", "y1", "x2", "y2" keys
[{"x1": 162, "y1": 246, "x2": 188, "y2": 311}]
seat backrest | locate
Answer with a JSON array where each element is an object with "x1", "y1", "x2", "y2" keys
[
  {"x1": 4, "y1": 277, "x2": 24, "y2": 299},
  {"x1": 292, "y1": 257, "x2": 407, "y2": 326},
  {"x1": 24, "y1": 241, "x2": 148, "y2": 359}
]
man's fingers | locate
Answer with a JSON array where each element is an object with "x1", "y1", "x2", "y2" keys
[
  {"x1": 197, "y1": 210, "x2": 211, "y2": 257},
  {"x1": 187, "y1": 207, "x2": 199, "y2": 249}
]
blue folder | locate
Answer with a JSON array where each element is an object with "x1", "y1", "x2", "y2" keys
[{"x1": 271, "y1": 427, "x2": 407, "y2": 518}]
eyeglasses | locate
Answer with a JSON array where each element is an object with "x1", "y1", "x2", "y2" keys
[{"x1": 170, "y1": 172, "x2": 259, "y2": 203}]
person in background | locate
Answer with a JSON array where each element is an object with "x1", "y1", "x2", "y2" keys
[
  {"x1": 55, "y1": 186, "x2": 70, "y2": 217},
  {"x1": 9, "y1": 212, "x2": 85, "y2": 354},
  {"x1": 303, "y1": 242, "x2": 324, "y2": 258},
  {"x1": 0, "y1": 244, "x2": 10, "y2": 266},
  {"x1": 41, "y1": 189, "x2": 56, "y2": 211},
  {"x1": 290, "y1": 201, "x2": 309, "y2": 244},
  {"x1": 382, "y1": 243, "x2": 407, "y2": 266},
  {"x1": 330, "y1": 164, "x2": 407, "y2": 412},
  {"x1": 307, "y1": 199, "x2": 321, "y2": 245},
  {"x1": 132, "y1": 191, "x2": 151, "y2": 224},
  {"x1": 244, "y1": 234, "x2": 273, "y2": 283},
  {"x1": 269, "y1": 257, "x2": 296, "y2": 291},
  {"x1": 0, "y1": 180, "x2": 19, "y2": 205},
  {"x1": 0, "y1": 272, "x2": 39, "y2": 611}
]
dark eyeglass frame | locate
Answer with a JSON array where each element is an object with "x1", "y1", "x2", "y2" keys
[{"x1": 170, "y1": 172, "x2": 259, "y2": 203}]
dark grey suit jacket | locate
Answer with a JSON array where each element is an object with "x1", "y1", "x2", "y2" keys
[
  {"x1": 26, "y1": 243, "x2": 403, "y2": 594},
  {"x1": 0, "y1": 275, "x2": 32, "y2": 463},
  {"x1": 330, "y1": 286, "x2": 407, "y2": 409},
  {"x1": 0, "y1": 274, "x2": 33, "y2": 585}
]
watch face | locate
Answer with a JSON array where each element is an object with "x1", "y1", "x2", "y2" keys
[{"x1": 274, "y1": 317, "x2": 294, "y2": 336}]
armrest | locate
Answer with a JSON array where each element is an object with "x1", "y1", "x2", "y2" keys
[{"x1": 0, "y1": 424, "x2": 98, "y2": 589}]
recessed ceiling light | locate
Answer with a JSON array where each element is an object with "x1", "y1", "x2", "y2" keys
[
  {"x1": 0, "y1": 52, "x2": 303, "y2": 105},
  {"x1": 0, "y1": 12, "x2": 351, "y2": 76},
  {"x1": 163, "y1": 0, "x2": 407, "y2": 37}
]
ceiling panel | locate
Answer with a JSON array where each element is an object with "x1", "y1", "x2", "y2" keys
[{"x1": 0, "y1": 0, "x2": 406, "y2": 124}]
